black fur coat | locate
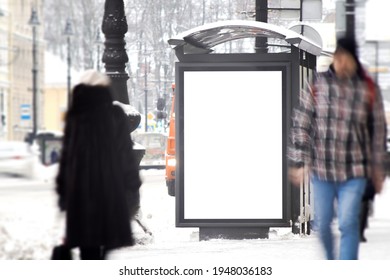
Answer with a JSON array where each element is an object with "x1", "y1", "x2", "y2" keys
[{"x1": 56, "y1": 84, "x2": 142, "y2": 249}]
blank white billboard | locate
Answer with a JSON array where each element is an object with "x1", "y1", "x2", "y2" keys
[
  {"x1": 183, "y1": 70, "x2": 283, "y2": 220},
  {"x1": 366, "y1": 0, "x2": 390, "y2": 41}
]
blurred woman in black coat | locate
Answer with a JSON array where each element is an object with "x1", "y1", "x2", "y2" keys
[{"x1": 56, "y1": 70, "x2": 142, "y2": 260}]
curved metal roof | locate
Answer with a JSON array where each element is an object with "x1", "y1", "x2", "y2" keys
[
  {"x1": 168, "y1": 20, "x2": 322, "y2": 56},
  {"x1": 288, "y1": 23, "x2": 323, "y2": 49}
]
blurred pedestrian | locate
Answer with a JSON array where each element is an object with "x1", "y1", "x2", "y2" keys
[
  {"x1": 288, "y1": 36, "x2": 386, "y2": 260},
  {"x1": 50, "y1": 149, "x2": 59, "y2": 164},
  {"x1": 55, "y1": 70, "x2": 142, "y2": 260}
]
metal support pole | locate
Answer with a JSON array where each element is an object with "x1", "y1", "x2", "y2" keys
[
  {"x1": 144, "y1": 56, "x2": 148, "y2": 132},
  {"x1": 97, "y1": 44, "x2": 101, "y2": 71},
  {"x1": 29, "y1": 8, "x2": 40, "y2": 143},
  {"x1": 374, "y1": 41, "x2": 379, "y2": 84},
  {"x1": 345, "y1": 0, "x2": 355, "y2": 38},
  {"x1": 255, "y1": 0, "x2": 268, "y2": 53},
  {"x1": 66, "y1": 36, "x2": 72, "y2": 107},
  {"x1": 64, "y1": 19, "x2": 73, "y2": 108},
  {"x1": 95, "y1": 28, "x2": 102, "y2": 71},
  {"x1": 32, "y1": 26, "x2": 38, "y2": 140}
]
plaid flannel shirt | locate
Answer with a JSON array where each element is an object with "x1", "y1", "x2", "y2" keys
[{"x1": 288, "y1": 68, "x2": 387, "y2": 182}]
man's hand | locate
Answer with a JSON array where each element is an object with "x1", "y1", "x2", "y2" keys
[
  {"x1": 289, "y1": 167, "x2": 305, "y2": 187},
  {"x1": 372, "y1": 168, "x2": 385, "y2": 194}
]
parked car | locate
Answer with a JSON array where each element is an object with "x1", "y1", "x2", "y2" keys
[
  {"x1": 0, "y1": 141, "x2": 39, "y2": 178},
  {"x1": 132, "y1": 132, "x2": 167, "y2": 169}
]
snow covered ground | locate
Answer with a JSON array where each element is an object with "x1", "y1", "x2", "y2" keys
[
  {"x1": 112, "y1": 172, "x2": 390, "y2": 261},
  {"x1": 0, "y1": 167, "x2": 390, "y2": 262}
]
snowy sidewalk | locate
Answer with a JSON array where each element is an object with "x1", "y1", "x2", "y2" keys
[
  {"x1": 0, "y1": 170, "x2": 389, "y2": 260},
  {"x1": 110, "y1": 174, "x2": 390, "y2": 261},
  {"x1": 110, "y1": 198, "x2": 390, "y2": 261}
]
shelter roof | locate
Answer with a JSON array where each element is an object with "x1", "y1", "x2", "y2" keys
[{"x1": 168, "y1": 20, "x2": 322, "y2": 56}]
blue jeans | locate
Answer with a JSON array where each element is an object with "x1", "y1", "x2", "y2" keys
[{"x1": 312, "y1": 176, "x2": 366, "y2": 260}]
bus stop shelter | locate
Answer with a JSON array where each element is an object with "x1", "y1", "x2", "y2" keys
[{"x1": 168, "y1": 20, "x2": 322, "y2": 240}]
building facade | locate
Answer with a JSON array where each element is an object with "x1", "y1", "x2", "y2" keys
[{"x1": 0, "y1": 0, "x2": 45, "y2": 141}]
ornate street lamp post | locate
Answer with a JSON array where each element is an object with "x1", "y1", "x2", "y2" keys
[
  {"x1": 28, "y1": 8, "x2": 39, "y2": 143},
  {"x1": 64, "y1": 18, "x2": 73, "y2": 109},
  {"x1": 102, "y1": 0, "x2": 130, "y2": 104},
  {"x1": 102, "y1": 0, "x2": 143, "y2": 164}
]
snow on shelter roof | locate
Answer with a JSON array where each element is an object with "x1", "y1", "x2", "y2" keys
[{"x1": 168, "y1": 20, "x2": 322, "y2": 56}]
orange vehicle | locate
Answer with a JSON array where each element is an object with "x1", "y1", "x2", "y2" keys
[{"x1": 165, "y1": 84, "x2": 176, "y2": 196}]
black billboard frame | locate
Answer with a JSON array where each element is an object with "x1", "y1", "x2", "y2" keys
[{"x1": 175, "y1": 51, "x2": 299, "y2": 236}]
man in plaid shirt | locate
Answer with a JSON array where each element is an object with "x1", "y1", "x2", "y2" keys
[{"x1": 288, "y1": 36, "x2": 387, "y2": 260}]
